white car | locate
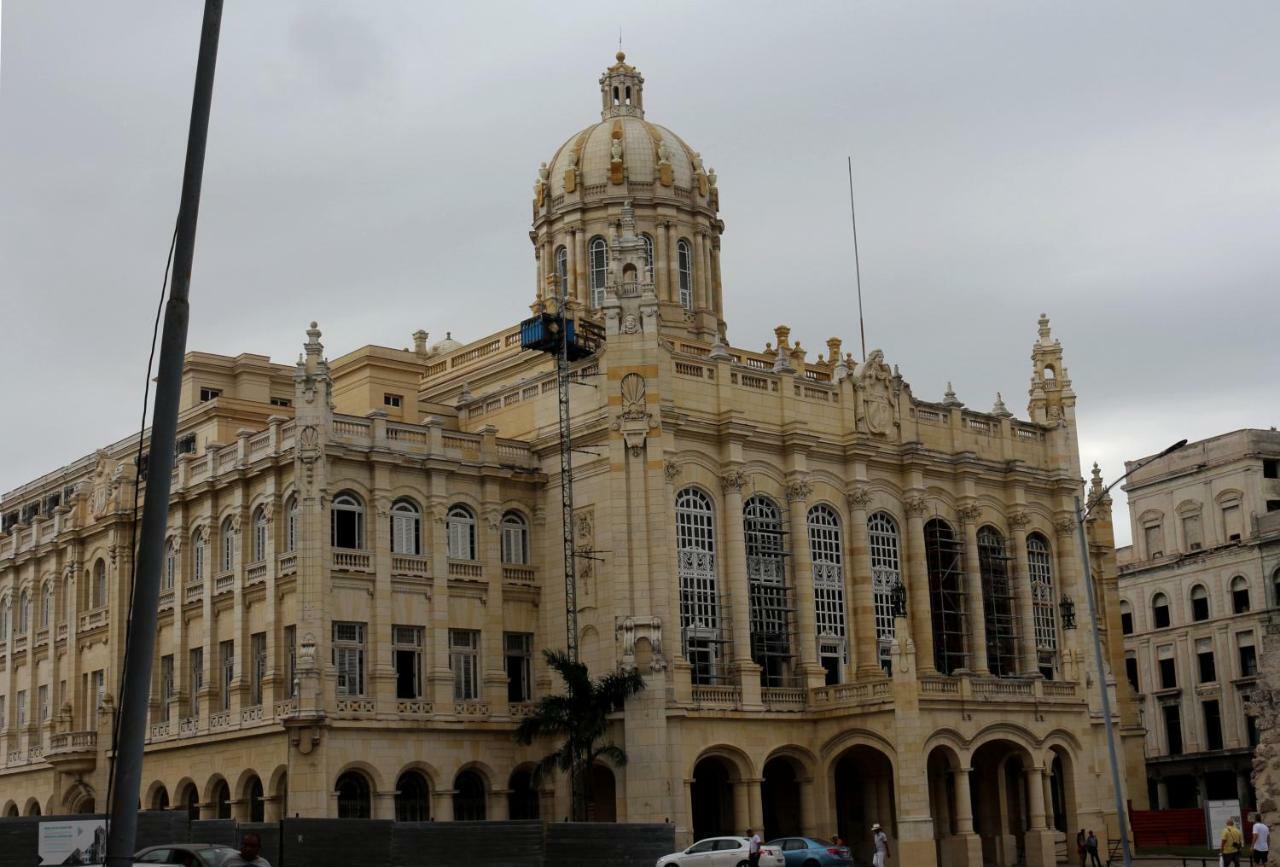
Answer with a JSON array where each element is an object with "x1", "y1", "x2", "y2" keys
[{"x1": 656, "y1": 836, "x2": 786, "y2": 867}]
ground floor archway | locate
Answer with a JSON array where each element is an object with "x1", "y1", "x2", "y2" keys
[
  {"x1": 587, "y1": 765, "x2": 617, "y2": 822},
  {"x1": 508, "y1": 768, "x2": 538, "y2": 820},
  {"x1": 691, "y1": 756, "x2": 737, "y2": 840},
  {"x1": 832, "y1": 745, "x2": 896, "y2": 860},
  {"x1": 971, "y1": 740, "x2": 1032, "y2": 867},
  {"x1": 762, "y1": 756, "x2": 803, "y2": 840}
]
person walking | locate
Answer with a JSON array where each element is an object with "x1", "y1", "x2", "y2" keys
[
  {"x1": 1085, "y1": 830, "x2": 1102, "y2": 867},
  {"x1": 224, "y1": 832, "x2": 271, "y2": 867},
  {"x1": 1076, "y1": 829, "x2": 1087, "y2": 867},
  {"x1": 746, "y1": 828, "x2": 762, "y2": 867},
  {"x1": 1251, "y1": 814, "x2": 1271, "y2": 865},
  {"x1": 871, "y1": 823, "x2": 890, "y2": 867},
  {"x1": 1222, "y1": 817, "x2": 1245, "y2": 867}
]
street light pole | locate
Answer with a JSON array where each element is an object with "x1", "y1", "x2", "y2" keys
[{"x1": 1075, "y1": 438, "x2": 1186, "y2": 867}]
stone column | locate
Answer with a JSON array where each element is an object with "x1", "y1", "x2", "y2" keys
[
  {"x1": 847, "y1": 488, "x2": 879, "y2": 678},
  {"x1": 666, "y1": 223, "x2": 680, "y2": 304},
  {"x1": 654, "y1": 220, "x2": 670, "y2": 301},
  {"x1": 733, "y1": 780, "x2": 750, "y2": 834},
  {"x1": 432, "y1": 789, "x2": 454, "y2": 822},
  {"x1": 747, "y1": 778, "x2": 764, "y2": 834},
  {"x1": 959, "y1": 503, "x2": 989, "y2": 675},
  {"x1": 1052, "y1": 518, "x2": 1086, "y2": 682},
  {"x1": 1009, "y1": 511, "x2": 1039, "y2": 676},
  {"x1": 787, "y1": 478, "x2": 823, "y2": 688},
  {"x1": 904, "y1": 497, "x2": 935, "y2": 675},
  {"x1": 701, "y1": 233, "x2": 714, "y2": 314},
  {"x1": 798, "y1": 775, "x2": 816, "y2": 837},
  {"x1": 710, "y1": 239, "x2": 724, "y2": 321},
  {"x1": 1024, "y1": 766, "x2": 1057, "y2": 867},
  {"x1": 574, "y1": 227, "x2": 588, "y2": 305},
  {"x1": 565, "y1": 228, "x2": 577, "y2": 300},
  {"x1": 721, "y1": 471, "x2": 761, "y2": 706},
  {"x1": 692, "y1": 231, "x2": 708, "y2": 310}
]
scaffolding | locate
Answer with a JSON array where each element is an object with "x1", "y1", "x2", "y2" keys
[
  {"x1": 978, "y1": 529, "x2": 1020, "y2": 678},
  {"x1": 745, "y1": 496, "x2": 797, "y2": 687},
  {"x1": 924, "y1": 518, "x2": 968, "y2": 675}
]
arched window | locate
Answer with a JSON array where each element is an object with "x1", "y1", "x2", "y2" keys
[
  {"x1": 867, "y1": 511, "x2": 901, "y2": 675},
  {"x1": 500, "y1": 511, "x2": 529, "y2": 565},
  {"x1": 163, "y1": 539, "x2": 176, "y2": 591},
  {"x1": 252, "y1": 507, "x2": 268, "y2": 563},
  {"x1": 219, "y1": 517, "x2": 235, "y2": 572},
  {"x1": 150, "y1": 785, "x2": 170, "y2": 812},
  {"x1": 446, "y1": 505, "x2": 476, "y2": 560},
  {"x1": 676, "y1": 239, "x2": 693, "y2": 310},
  {"x1": 1190, "y1": 585, "x2": 1209, "y2": 622},
  {"x1": 390, "y1": 500, "x2": 422, "y2": 555},
  {"x1": 1231, "y1": 576, "x2": 1250, "y2": 614},
  {"x1": 925, "y1": 519, "x2": 966, "y2": 675},
  {"x1": 978, "y1": 526, "x2": 1017, "y2": 677},
  {"x1": 395, "y1": 771, "x2": 431, "y2": 822},
  {"x1": 640, "y1": 234, "x2": 654, "y2": 283},
  {"x1": 0, "y1": 596, "x2": 9, "y2": 641},
  {"x1": 676, "y1": 487, "x2": 720, "y2": 684},
  {"x1": 1119, "y1": 599, "x2": 1134, "y2": 635},
  {"x1": 335, "y1": 771, "x2": 371, "y2": 819},
  {"x1": 452, "y1": 770, "x2": 487, "y2": 821},
  {"x1": 744, "y1": 495, "x2": 790, "y2": 687},
  {"x1": 331, "y1": 494, "x2": 365, "y2": 550},
  {"x1": 17, "y1": 591, "x2": 29, "y2": 634},
  {"x1": 1151, "y1": 592, "x2": 1171, "y2": 629},
  {"x1": 554, "y1": 245, "x2": 569, "y2": 298},
  {"x1": 1027, "y1": 533, "x2": 1058, "y2": 679},
  {"x1": 92, "y1": 559, "x2": 108, "y2": 609},
  {"x1": 41, "y1": 582, "x2": 53, "y2": 630},
  {"x1": 809, "y1": 504, "x2": 847, "y2": 683},
  {"x1": 286, "y1": 495, "x2": 299, "y2": 553},
  {"x1": 192, "y1": 529, "x2": 206, "y2": 584},
  {"x1": 589, "y1": 236, "x2": 608, "y2": 307}
]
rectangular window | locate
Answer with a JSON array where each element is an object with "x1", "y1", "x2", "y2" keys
[
  {"x1": 1264, "y1": 458, "x2": 1279, "y2": 479},
  {"x1": 505, "y1": 632, "x2": 533, "y2": 703},
  {"x1": 38, "y1": 685, "x2": 48, "y2": 722},
  {"x1": 1234, "y1": 584, "x2": 1251, "y2": 614},
  {"x1": 333, "y1": 622, "x2": 367, "y2": 697},
  {"x1": 1268, "y1": 500, "x2": 1280, "y2": 513},
  {"x1": 1163, "y1": 704, "x2": 1183, "y2": 755},
  {"x1": 1223, "y1": 504, "x2": 1243, "y2": 541},
  {"x1": 220, "y1": 640, "x2": 234, "y2": 711},
  {"x1": 189, "y1": 648, "x2": 203, "y2": 717},
  {"x1": 91, "y1": 670, "x2": 105, "y2": 726},
  {"x1": 199, "y1": 387, "x2": 222, "y2": 402},
  {"x1": 1125, "y1": 653, "x2": 1140, "y2": 694},
  {"x1": 251, "y1": 632, "x2": 267, "y2": 706},
  {"x1": 1247, "y1": 713, "x2": 1261, "y2": 747},
  {"x1": 450, "y1": 629, "x2": 480, "y2": 701},
  {"x1": 1121, "y1": 610, "x2": 1134, "y2": 635},
  {"x1": 285, "y1": 625, "x2": 298, "y2": 698},
  {"x1": 384, "y1": 393, "x2": 403, "y2": 408},
  {"x1": 1238, "y1": 632, "x2": 1258, "y2": 677},
  {"x1": 1182, "y1": 514, "x2": 1203, "y2": 551},
  {"x1": 1196, "y1": 638, "x2": 1216, "y2": 684},
  {"x1": 1144, "y1": 523, "x2": 1164, "y2": 558},
  {"x1": 1157, "y1": 646, "x2": 1177, "y2": 690},
  {"x1": 1153, "y1": 602, "x2": 1171, "y2": 629},
  {"x1": 160, "y1": 655, "x2": 174, "y2": 722},
  {"x1": 16, "y1": 690, "x2": 26, "y2": 727},
  {"x1": 393, "y1": 625, "x2": 423, "y2": 700},
  {"x1": 1203, "y1": 700, "x2": 1224, "y2": 750},
  {"x1": 269, "y1": 396, "x2": 292, "y2": 408}
]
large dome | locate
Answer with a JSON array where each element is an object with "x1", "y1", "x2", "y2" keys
[{"x1": 545, "y1": 117, "x2": 699, "y2": 199}]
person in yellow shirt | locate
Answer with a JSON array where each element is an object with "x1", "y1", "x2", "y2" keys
[{"x1": 1222, "y1": 816, "x2": 1244, "y2": 867}]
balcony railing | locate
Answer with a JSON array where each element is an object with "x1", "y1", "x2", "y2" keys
[
  {"x1": 246, "y1": 562, "x2": 268, "y2": 584},
  {"x1": 214, "y1": 572, "x2": 235, "y2": 594},
  {"x1": 391, "y1": 554, "x2": 430, "y2": 577},
  {"x1": 691, "y1": 685, "x2": 741, "y2": 707},
  {"x1": 78, "y1": 609, "x2": 107, "y2": 632},
  {"x1": 184, "y1": 582, "x2": 204, "y2": 604},
  {"x1": 502, "y1": 565, "x2": 536, "y2": 585},
  {"x1": 761, "y1": 687, "x2": 807, "y2": 711},
  {"x1": 48, "y1": 730, "x2": 97, "y2": 753},
  {"x1": 332, "y1": 549, "x2": 372, "y2": 573},
  {"x1": 278, "y1": 553, "x2": 297, "y2": 575},
  {"x1": 448, "y1": 559, "x2": 483, "y2": 578},
  {"x1": 810, "y1": 679, "x2": 892, "y2": 705},
  {"x1": 397, "y1": 699, "x2": 433, "y2": 716}
]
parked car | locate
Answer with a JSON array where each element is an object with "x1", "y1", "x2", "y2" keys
[
  {"x1": 656, "y1": 836, "x2": 786, "y2": 867},
  {"x1": 767, "y1": 836, "x2": 853, "y2": 866},
  {"x1": 134, "y1": 843, "x2": 243, "y2": 866}
]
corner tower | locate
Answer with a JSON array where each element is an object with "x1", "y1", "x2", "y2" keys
[{"x1": 530, "y1": 52, "x2": 725, "y2": 343}]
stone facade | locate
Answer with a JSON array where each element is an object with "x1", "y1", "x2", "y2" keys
[
  {"x1": 0, "y1": 53, "x2": 1138, "y2": 867},
  {"x1": 1118, "y1": 429, "x2": 1280, "y2": 812}
]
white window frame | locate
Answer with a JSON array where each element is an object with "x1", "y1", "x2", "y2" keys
[
  {"x1": 450, "y1": 629, "x2": 480, "y2": 701},
  {"x1": 868, "y1": 511, "x2": 901, "y2": 671},
  {"x1": 676, "y1": 487, "x2": 720, "y2": 683},
  {"x1": 333, "y1": 621, "x2": 367, "y2": 697},
  {"x1": 41, "y1": 583, "x2": 52, "y2": 630},
  {"x1": 1027, "y1": 533, "x2": 1058, "y2": 674},
  {"x1": 589, "y1": 236, "x2": 608, "y2": 307},
  {"x1": 252, "y1": 508, "x2": 268, "y2": 563},
  {"x1": 677, "y1": 239, "x2": 694, "y2": 309},
  {"x1": 500, "y1": 512, "x2": 529, "y2": 565},
  {"x1": 332, "y1": 494, "x2": 365, "y2": 550},
  {"x1": 447, "y1": 505, "x2": 477, "y2": 560},
  {"x1": 220, "y1": 517, "x2": 235, "y2": 573},
  {"x1": 219, "y1": 640, "x2": 234, "y2": 711},
  {"x1": 164, "y1": 540, "x2": 176, "y2": 590},
  {"x1": 391, "y1": 500, "x2": 422, "y2": 555},
  {"x1": 192, "y1": 530, "x2": 205, "y2": 583}
]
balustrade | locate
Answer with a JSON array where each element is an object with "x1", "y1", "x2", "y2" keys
[{"x1": 332, "y1": 549, "x2": 373, "y2": 572}]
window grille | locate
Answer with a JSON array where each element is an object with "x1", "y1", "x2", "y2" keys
[
  {"x1": 677, "y1": 239, "x2": 693, "y2": 309},
  {"x1": 867, "y1": 511, "x2": 901, "y2": 674},
  {"x1": 641, "y1": 234, "x2": 654, "y2": 283},
  {"x1": 189, "y1": 649, "x2": 203, "y2": 718},
  {"x1": 589, "y1": 237, "x2": 608, "y2": 307},
  {"x1": 286, "y1": 497, "x2": 298, "y2": 552},
  {"x1": 501, "y1": 512, "x2": 529, "y2": 565},
  {"x1": 745, "y1": 496, "x2": 792, "y2": 687},
  {"x1": 251, "y1": 632, "x2": 267, "y2": 706},
  {"x1": 925, "y1": 518, "x2": 967, "y2": 675},
  {"x1": 807, "y1": 504, "x2": 848, "y2": 683},
  {"x1": 164, "y1": 541, "x2": 176, "y2": 590},
  {"x1": 390, "y1": 500, "x2": 421, "y2": 555},
  {"x1": 285, "y1": 625, "x2": 297, "y2": 698},
  {"x1": 450, "y1": 629, "x2": 480, "y2": 700},
  {"x1": 447, "y1": 506, "x2": 477, "y2": 560},
  {"x1": 160, "y1": 655, "x2": 174, "y2": 722},
  {"x1": 554, "y1": 246, "x2": 568, "y2": 297},
  {"x1": 333, "y1": 622, "x2": 366, "y2": 697},
  {"x1": 1027, "y1": 533, "x2": 1058, "y2": 678},
  {"x1": 978, "y1": 526, "x2": 1018, "y2": 677},
  {"x1": 675, "y1": 487, "x2": 721, "y2": 684}
]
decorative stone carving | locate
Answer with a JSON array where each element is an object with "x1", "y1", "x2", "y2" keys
[
  {"x1": 846, "y1": 487, "x2": 874, "y2": 512},
  {"x1": 574, "y1": 507, "x2": 595, "y2": 597},
  {"x1": 720, "y1": 470, "x2": 747, "y2": 494},
  {"x1": 1008, "y1": 510, "x2": 1031, "y2": 530},
  {"x1": 958, "y1": 502, "x2": 982, "y2": 525},
  {"x1": 904, "y1": 497, "x2": 929, "y2": 518},
  {"x1": 785, "y1": 479, "x2": 813, "y2": 503},
  {"x1": 663, "y1": 461, "x2": 682, "y2": 483},
  {"x1": 1054, "y1": 516, "x2": 1078, "y2": 538},
  {"x1": 620, "y1": 373, "x2": 647, "y2": 421},
  {"x1": 533, "y1": 162, "x2": 548, "y2": 208},
  {"x1": 621, "y1": 313, "x2": 640, "y2": 334},
  {"x1": 853, "y1": 349, "x2": 896, "y2": 437},
  {"x1": 617, "y1": 615, "x2": 666, "y2": 673}
]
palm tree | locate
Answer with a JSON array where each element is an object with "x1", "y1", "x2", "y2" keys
[{"x1": 513, "y1": 649, "x2": 645, "y2": 821}]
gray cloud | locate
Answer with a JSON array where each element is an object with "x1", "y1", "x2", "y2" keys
[{"x1": 2, "y1": 1, "x2": 1277, "y2": 544}]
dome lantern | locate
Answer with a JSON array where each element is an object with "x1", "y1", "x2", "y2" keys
[{"x1": 599, "y1": 51, "x2": 644, "y2": 119}]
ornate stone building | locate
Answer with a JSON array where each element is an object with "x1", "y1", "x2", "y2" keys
[
  {"x1": 0, "y1": 53, "x2": 1137, "y2": 867},
  {"x1": 1117, "y1": 429, "x2": 1280, "y2": 811}
]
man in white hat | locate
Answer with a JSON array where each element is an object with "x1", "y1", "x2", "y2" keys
[{"x1": 871, "y1": 823, "x2": 890, "y2": 867}]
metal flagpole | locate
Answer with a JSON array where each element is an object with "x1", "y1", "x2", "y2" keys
[{"x1": 104, "y1": 2, "x2": 223, "y2": 863}]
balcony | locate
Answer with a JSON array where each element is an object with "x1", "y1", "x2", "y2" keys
[
  {"x1": 502, "y1": 565, "x2": 536, "y2": 585},
  {"x1": 332, "y1": 549, "x2": 372, "y2": 573},
  {"x1": 691, "y1": 685, "x2": 742, "y2": 708},
  {"x1": 448, "y1": 559, "x2": 483, "y2": 579},
  {"x1": 810, "y1": 679, "x2": 893, "y2": 707},
  {"x1": 761, "y1": 687, "x2": 807, "y2": 712},
  {"x1": 46, "y1": 730, "x2": 97, "y2": 773},
  {"x1": 246, "y1": 561, "x2": 268, "y2": 584},
  {"x1": 391, "y1": 554, "x2": 430, "y2": 578},
  {"x1": 397, "y1": 699, "x2": 434, "y2": 716},
  {"x1": 184, "y1": 582, "x2": 204, "y2": 604},
  {"x1": 78, "y1": 608, "x2": 107, "y2": 632},
  {"x1": 214, "y1": 572, "x2": 235, "y2": 595},
  {"x1": 278, "y1": 552, "x2": 297, "y2": 575}
]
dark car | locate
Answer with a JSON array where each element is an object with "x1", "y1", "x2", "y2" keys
[
  {"x1": 134, "y1": 843, "x2": 242, "y2": 866},
  {"x1": 767, "y1": 837, "x2": 853, "y2": 867}
]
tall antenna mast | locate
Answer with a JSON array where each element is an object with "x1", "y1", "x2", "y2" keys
[{"x1": 847, "y1": 156, "x2": 867, "y2": 360}]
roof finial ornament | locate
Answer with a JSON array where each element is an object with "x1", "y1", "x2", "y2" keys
[
  {"x1": 991, "y1": 392, "x2": 1013, "y2": 418},
  {"x1": 942, "y1": 382, "x2": 963, "y2": 408}
]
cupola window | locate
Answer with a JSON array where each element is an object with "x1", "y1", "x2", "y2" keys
[
  {"x1": 677, "y1": 239, "x2": 693, "y2": 310},
  {"x1": 589, "y1": 237, "x2": 608, "y2": 307}
]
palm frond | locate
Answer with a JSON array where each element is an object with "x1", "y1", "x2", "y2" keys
[{"x1": 591, "y1": 742, "x2": 629, "y2": 768}]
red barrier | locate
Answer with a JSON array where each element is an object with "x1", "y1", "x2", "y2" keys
[{"x1": 1128, "y1": 807, "x2": 1206, "y2": 848}]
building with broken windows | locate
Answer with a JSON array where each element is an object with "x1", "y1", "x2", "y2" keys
[
  {"x1": 1116, "y1": 428, "x2": 1280, "y2": 813},
  {"x1": 0, "y1": 52, "x2": 1138, "y2": 867}
]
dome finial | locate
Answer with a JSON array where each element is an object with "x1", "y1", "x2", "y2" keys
[
  {"x1": 617, "y1": 50, "x2": 626, "y2": 63},
  {"x1": 600, "y1": 50, "x2": 643, "y2": 119}
]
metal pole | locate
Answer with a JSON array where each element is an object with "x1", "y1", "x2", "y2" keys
[
  {"x1": 1075, "y1": 494, "x2": 1133, "y2": 867},
  {"x1": 105, "y1": 2, "x2": 222, "y2": 863},
  {"x1": 555, "y1": 273, "x2": 582, "y2": 820}
]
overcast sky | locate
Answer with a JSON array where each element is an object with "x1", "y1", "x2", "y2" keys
[{"x1": 2, "y1": 1, "x2": 1277, "y2": 544}]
